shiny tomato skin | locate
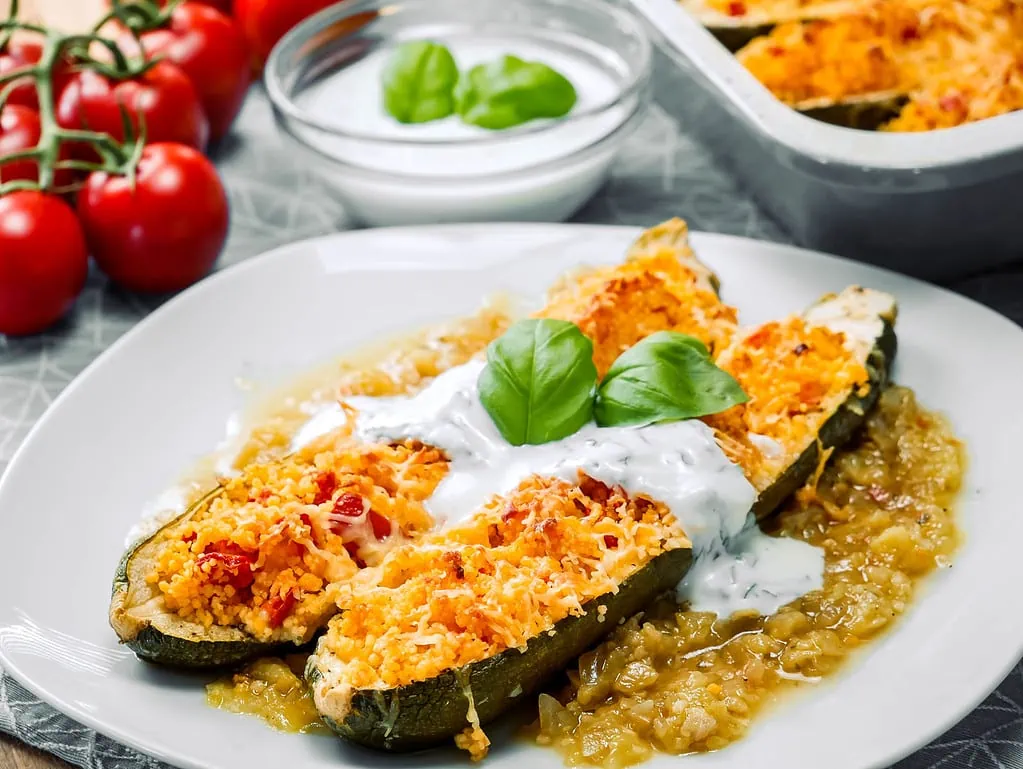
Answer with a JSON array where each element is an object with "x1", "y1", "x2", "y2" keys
[
  {"x1": 77, "y1": 143, "x2": 229, "y2": 293},
  {"x1": 0, "y1": 105, "x2": 75, "y2": 188},
  {"x1": 119, "y1": 3, "x2": 250, "y2": 142},
  {"x1": 0, "y1": 41, "x2": 73, "y2": 112},
  {"x1": 0, "y1": 41, "x2": 43, "y2": 111},
  {"x1": 56, "y1": 61, "x2": 209, "y2": 155},
  {"x1": 0, "y1": 191, "x2": 88, "y2": 336},
  {"x1": 233, "y1": 0, "x2": 337, "y2": 72}
]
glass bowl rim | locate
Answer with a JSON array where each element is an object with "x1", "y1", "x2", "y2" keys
[{"x1": 263, "y1": 0, "x2": 654, "y2": 147}]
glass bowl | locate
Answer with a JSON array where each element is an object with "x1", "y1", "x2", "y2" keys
[{"x1": 264, "y1": 0, "x2": 653, "y2": 227}]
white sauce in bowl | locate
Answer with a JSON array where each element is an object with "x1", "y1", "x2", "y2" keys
[
  {"x1": 278, "y1": 32, "x2": 646, "y2": 227},
  {"x1": 294, "y1": 36, "x2": 632, "y2": 178},
  {"x1": 292, "y1": 359, "x2": 824, "y2": 618}
]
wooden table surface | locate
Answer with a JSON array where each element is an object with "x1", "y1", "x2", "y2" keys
[{"x1": 2, "y1": 3, "x2": 123, "y2": 765}]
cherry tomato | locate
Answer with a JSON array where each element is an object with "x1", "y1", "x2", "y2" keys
[
  {"x1": 56, "y1": 60, "x2": 209, "y2": 156},
  {"x1": 0, "y1": 105, "x2": 75, "y2": 188},
  {"x1": 233, "y1": 0, "x2": 337, "y2": 73},
  {"x1": 0, "y1": 191, "x2": 88, "y2": 336},
  {"x1": 77, "y1": 142, "x2": 229, "y2": 293},
  {"x1": 0, "y1": 41, "x2": 73, "y2": 112},
  {"x1": 117, "y1": 3, "x2": 250, "y2": 142}
]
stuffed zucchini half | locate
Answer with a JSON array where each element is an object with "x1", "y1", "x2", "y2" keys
[
  {"x1": 307, "y1": 477, "x2": 694, "y2": 757},
  {"x1": 109, "y1": 440, "x2": 447, "y2": 669},
  {"x1": 108, "y1": 218, "x2": 737, "y2": 669},
  {"x1": 707, "y1": 285, "x2": 897, "y2": 518}
]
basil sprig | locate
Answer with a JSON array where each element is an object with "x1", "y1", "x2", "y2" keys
[
  {"x1": 477, "y1": 323, "x2": 747, "y2": 445},
  {"x1": 381, "y1": 40, "x2": 460, "y2": 124},
  {"x1": 477, "y1": 319, "x2": 597, "y2": 446},
  {"x1": 455, "y1": 55, "x2": 578, "y2": 130},
  {"x1": 594, "y1": 331, "x2": 748, "y2": 428}
]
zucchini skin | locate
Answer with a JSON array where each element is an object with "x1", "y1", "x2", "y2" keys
[
  {"x1": 798, "y1": 94, "x2": 908, "y2": 130},
  {"x1": 109, "y1": 488, "x2": 278, "y2": 669},
  {"x1": 752, "y1": 317, "x2": 896, "y2": 520},
  {"x1": 310, "y1": 547, "x2": 693, "y2": 752}
]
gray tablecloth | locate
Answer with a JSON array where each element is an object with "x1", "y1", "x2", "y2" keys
[{"x1": 2, "y1": 68, "x2": 1023, "y2": 769}]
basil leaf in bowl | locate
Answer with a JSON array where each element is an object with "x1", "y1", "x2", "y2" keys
[
  {"x1": 595, "y1": 331, "x2": 748, "y2": 428},
  {"x1": 478, "y1": 318, "x2": 597, "y2": 446},
  {"x1": 455, "y1": 55, "x2": 578, "y2": 130},
  {"x1": 381, "y1": 40, "x2": 460, "y2": 124}
]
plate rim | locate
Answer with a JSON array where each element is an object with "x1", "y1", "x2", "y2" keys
[{"x1": 1, "y1": 221, "x2": 1021, "y2": 769}]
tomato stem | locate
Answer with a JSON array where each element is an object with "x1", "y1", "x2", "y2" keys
[
  {"x1": 0, "y1": 178, "x2": 38, "y2": 194},
  {"x1": 0, "y1": 0, "x2": 20, "y2": 52}
]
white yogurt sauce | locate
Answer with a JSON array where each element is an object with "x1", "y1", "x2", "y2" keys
[
  {"x1": 293, "y1": 35, "x2": 634, "y2": 179},
  {"x1": 292, "y1": 359, "x2": 824, "y2": 618}
]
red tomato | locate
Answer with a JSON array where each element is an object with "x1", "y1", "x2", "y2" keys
[
  {"x1": 56, "y1": 60, "x2": 209, "y2": 156},
  {"x1": 0, "y1": 191, "x2": 88, "y2": 336},
  {"x1": 233, "y1": 0, "x2": 337, "y2": 73},
  {"x1": 117, "y1": 3, "x2": 250, "y2": 142},
  {"x1": 0, "y1": 105, "x2": 75, "y2": 188},
  {"x1": 0, "y1": 41, "x2": 73, "y2": 112},
  {"x1": 0, "y1": 41, "x2": 42, "y2": 111},
  {"x1": 77, "y1": 142, "x2": 229, "y2": 293}
]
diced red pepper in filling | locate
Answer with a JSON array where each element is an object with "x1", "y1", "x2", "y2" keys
[
  {"x1": 332, "y1": 492, "x2": 365, "y2": 520},
  {"x1": 264, "y1": 592, "x2": 296, "y2": 629},
  {"x1": 727, "y1": 0, "x2": 746, "y2": 15},
  {"x1": 344, "y1": 541, "x2": 367, "y2": 569},
  {"x1": 369, "y1": 510, "x2": 393, "y2": 539},
  {"x1": 313, "y1": 471, "x2": 338, "y2": 505},
  {"x1": 939, "y1": 93, "x2": 965, "y2": 113},
  {"x1": 900, "y1": 25, "x2": 920, "y2": 41},
  {"x1": 604, "y1": 534, "x2": 620, "y2": 548},
  {"x1": 197, "y1": 542, "x2": 255, "y2": 589}
]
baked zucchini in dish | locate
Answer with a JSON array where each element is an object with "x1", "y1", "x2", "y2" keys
[
  {"x1": 733, "y1": 0, "x2": 1023, "y2": 131},
  {"x1": 108, "y1": 219, "x2": 735, "y2": 669},
  {"x1": 680, "y1": 0, "x2": 865, "y2": 52},
  {"x1": 707, "y1": 286, "x2": 897, "y2": 518},
  {"x1": 307, "y1": 476, "x2": 693, "y2": 757}
]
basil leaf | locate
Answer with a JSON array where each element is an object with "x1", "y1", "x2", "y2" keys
[
  {"x1": 595, "y1": 331, "x2": 748, "y2": 428},
  {"x1": 454, "y1": 55, "x2": 577, "y2": 130},
  {"x1": 478, "y1": 319, "x2": 597, "y2": 446},
  {"x1": 381, "y1": 40, "x2": 459, "y2": 124}
]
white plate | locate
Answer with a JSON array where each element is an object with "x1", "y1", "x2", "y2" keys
[{"x1": 0, "y1": 224, "x2": 1021, "y2": 769}]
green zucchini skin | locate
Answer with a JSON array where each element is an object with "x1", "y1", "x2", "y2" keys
[
  {"x1": 109, "y1": 488, "x2": 278, "y2": 670},
  {"x1": 309, "y1": 547, "x2": 693, "y2": 752},
  {"x1": 798, "y1": 94, "x2": 908, "y2": 130},
  {"x1": 752, "y1": 315, "x2": 897, "y2": 520}
]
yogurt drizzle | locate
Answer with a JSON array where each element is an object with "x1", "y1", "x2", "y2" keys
[{"x1": 291, "y1": 359, "x2": 824, "y2": 618}]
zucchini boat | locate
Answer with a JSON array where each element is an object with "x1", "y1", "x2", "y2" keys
[
  {"x1": 109, "y1": 218, "x2": 738, "y2": 669},
  {"x1": 680, "y1": 0, "x2": 867, "y2": 52},
  {"x1": 110, "y1": 489, "x2": 275, "y2": 669},
  {"x1": 706, "y1": 285, "x2": 897, "y2": 519},
  {"x1": 307, "y1": 476, "x2": 694, "y2": 756},
  {"x1": 109, "y1": 439, "x2": 447, "y2": 669}
]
